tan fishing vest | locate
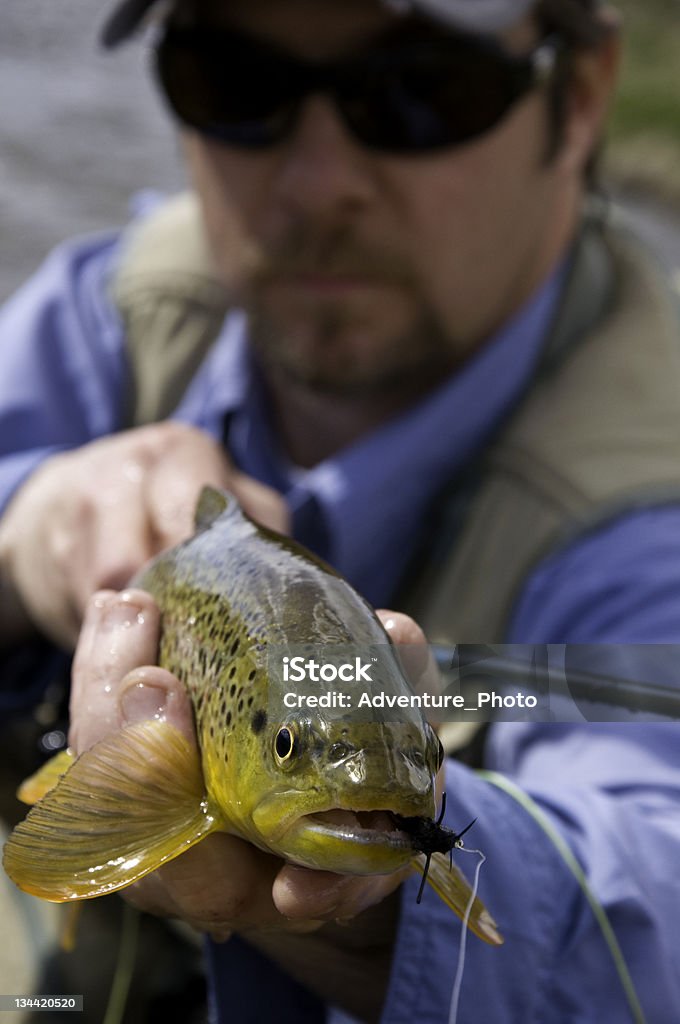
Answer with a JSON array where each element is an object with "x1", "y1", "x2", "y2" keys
[{"x1": 111, "y1": 192, "x2": 680, "y2": 648}]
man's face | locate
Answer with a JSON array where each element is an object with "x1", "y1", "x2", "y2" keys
[{"x1": 179, "y1": 0, "x2": 583, "y2": 397}]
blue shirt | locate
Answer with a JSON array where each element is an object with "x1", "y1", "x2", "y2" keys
[{"x1": 2, "y1": 216, "x2": 680, "y2": 1023}]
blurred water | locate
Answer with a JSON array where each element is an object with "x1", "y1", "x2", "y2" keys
[{"x1": 0, "y1": 0, "x2": 183, "y2": 300}]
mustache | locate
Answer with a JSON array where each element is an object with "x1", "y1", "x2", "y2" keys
[{"x1": 252, "y1": 225, "x2": 412, "y2": 283}]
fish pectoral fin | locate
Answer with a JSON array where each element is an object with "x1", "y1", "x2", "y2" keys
[
  {"x1": 413, "y1": 852, "x2": 504, "y2": 946},
  {"x1": 17, "y1": 748, "x2": 75, "y2": 804},
  {"x1": 3, "y1": 720, "x2": 221, "y2": 903}
]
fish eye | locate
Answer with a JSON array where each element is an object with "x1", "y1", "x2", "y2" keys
[{"x1": 274, "y1": 726, "x2": 296, "y2": 763}]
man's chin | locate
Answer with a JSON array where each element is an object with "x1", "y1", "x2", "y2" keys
[
  {"x1": 247, "y1": 306, "x2": 461, "y2": 401},
  {"x1": 261, "y1": 351, "x2": 456, "y2": 402}
]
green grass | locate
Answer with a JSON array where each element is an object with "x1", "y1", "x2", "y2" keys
[{"x1": 605, "y1": 0, "x2": 680, "y2": 203}]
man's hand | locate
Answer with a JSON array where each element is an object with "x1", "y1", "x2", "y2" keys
[
  {"x1": 0, "y1": 423, "x2": 288, "y2": 649},
  {"x1": 69, "y1": 591, "x2": 438, "y2": 1020}
]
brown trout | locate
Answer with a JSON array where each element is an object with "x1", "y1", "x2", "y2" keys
[{"x1": 3, "y1": 488, "x2": 501, "y2": 945}]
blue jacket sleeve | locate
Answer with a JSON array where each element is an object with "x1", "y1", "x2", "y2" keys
[
  {"x1": 0, "y1": 230, "x2": 128, "y2": 513},
  {"x1": 0, "y1": 232, "x2": 128, "y2": 710}
]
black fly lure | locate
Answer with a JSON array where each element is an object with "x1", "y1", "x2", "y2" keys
[{"x1": 393, "y1": 794, "x2": 477, "y2": 903}]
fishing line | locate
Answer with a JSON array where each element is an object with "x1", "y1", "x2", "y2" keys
[{"x1": 448, "y1": 847, "x2": 486, "y2": 1024}]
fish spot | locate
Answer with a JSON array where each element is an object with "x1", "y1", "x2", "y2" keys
[
  {"x1": 228, "y1": 665, "x2": 237, "y2": 679},
  {"x1": 230, "y1": 684, "x2": 237, "y2": 697},
  {"x1": 247, "y1": 696, "x2": 254, "y2": 708},
  {"x1": 230, "y1": 639, "x2": 240, "y2": 656},
  {"x1": 224, "y1": 751, "x2": 229, "y2": 763},
  {"x1": 238, "y1": 699, "x2": 244, "y2": 713},
  {"x1": 226, "y1": 711, "x2": 232, "y2": 726},
  {"x1": 251, "y1": 710, "x2": 267, "y2": 734},
  {"x1": 248, "y1": 669, "x2": 257, "y2": 682}
]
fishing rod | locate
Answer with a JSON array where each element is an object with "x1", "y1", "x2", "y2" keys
[{"x1": 431, "y1": 644, "x2": 680, "y2": 720}]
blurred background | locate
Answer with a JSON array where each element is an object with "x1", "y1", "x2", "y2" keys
[
  {"x1": 1, "y1": 0, "x2": 183, "y2": 300},
  {"x1": 1, "y1": 0, "x2": 679, "y2": 302},
  {"x1": 607, "y1": 0, "x2": 680, "y2": 208}
]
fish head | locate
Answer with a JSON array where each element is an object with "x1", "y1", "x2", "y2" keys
[{"x1": 246, "y1": 711, "x2": 444, "y2": 873}]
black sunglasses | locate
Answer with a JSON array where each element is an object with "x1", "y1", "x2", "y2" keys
[{"x1": 153, "y1": 22, "x2": 563, "y2": 155}]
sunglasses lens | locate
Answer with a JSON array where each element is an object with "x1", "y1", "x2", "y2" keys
[
  {"x1": 156, "y1": 29, "x2": 299, "y2": 145},
  {"x1": 342, "y1": 48, "x2": 522, "y2": 152},
  {"x1": 156, "y1": 26, "x2": 538, "y2": 153}
]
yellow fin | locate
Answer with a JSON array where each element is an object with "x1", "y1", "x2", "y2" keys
[
  {"x1": 17, "y1": 749, "x2": 75, "y2": 805},
  {"x1": 414, "y1": 852, "x2": 504, "y2": 946},
  {"x1": 3, "y1": 720, "x2": 221, "y2": 902}
]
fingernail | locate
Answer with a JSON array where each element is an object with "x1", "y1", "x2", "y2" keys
[
  {"x1": 100, "y1": 594, "x2": 145, "y2": 631},
  {"x1": 119, "y1": 680, "x2": 168, "y2": 724}
]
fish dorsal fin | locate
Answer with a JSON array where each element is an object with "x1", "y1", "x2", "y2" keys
[
  {"x1": 194, "y1": 486, "x2": 241, "y2": 532},
  {"x1": 3, "y1": 720, "x2": 222, "y2": 902},
  {"x1": 413, "y1": 852, "x2": 503, "y2": 946}
]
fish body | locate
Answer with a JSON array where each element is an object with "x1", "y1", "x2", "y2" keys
[
  {"x1": 141, "y1": 488, "x2": 441, "y2": 873},
  {"x1": 3, "y1": 488, "x2": 501, "y2": 945}
]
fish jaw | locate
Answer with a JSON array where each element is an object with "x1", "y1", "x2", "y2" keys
[
  {"x1": 252, "y1": 787, "x2": 435, "y2": 873},
  {"x1": 274, "y1": 807, "x2": 415, "y2": 874}
]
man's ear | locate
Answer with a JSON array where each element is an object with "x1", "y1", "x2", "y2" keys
[{"x1": 555, "y1": 10, "x2": 622, "y2": 176}]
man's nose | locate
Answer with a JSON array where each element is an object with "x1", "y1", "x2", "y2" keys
[{"x1": 271, "y1": 95, "x2": 378, "y2": 222}]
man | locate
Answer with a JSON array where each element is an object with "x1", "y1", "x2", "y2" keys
[{"x1": 2, "y1": 0, "x2": 680, "y2": 1021}]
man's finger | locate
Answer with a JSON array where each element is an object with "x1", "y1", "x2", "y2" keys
[
  {"x1": 377, "y1": 609, "x2": 444, "y2": 730},
  {"x1": 69, "y1": 589, "x2": 161, "y2": 752},
  {"x1": 118, "y1": 665, "x2": 196, "y2": 745},
  {"x1": 144, "y1": 425, "x2": 233, "y2": 549},
  {"x1": 376, "y1": 610, "x2": 428, "y2": 648},
  {"x1": 124, "y1": 832, "x2": 320, "y2": 934},
  {"x1": 272, "y1": 864, "x2": 409, "y2": 922},
  {"x1": 81, "y1": 476, "x2": 155, "y2": 602},
  {"x1": 229, "y1": 470, "x2": 291, "y2": 534}
]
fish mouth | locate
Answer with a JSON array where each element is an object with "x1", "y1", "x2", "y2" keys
[
  {"x1": 257, "y1": 804, "x2": 418, "y2": 872},
  {"x1": 296, "y1": 808, "x2": 411, "y2": 851}
]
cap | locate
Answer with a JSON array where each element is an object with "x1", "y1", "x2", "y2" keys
[{"x1": 101, "y1": 0, "x2": 536, "y2": 48}]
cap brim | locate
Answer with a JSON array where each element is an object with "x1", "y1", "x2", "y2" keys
[{"x1": 101, "y1": 0, "x2": 535, "y2": 48}]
